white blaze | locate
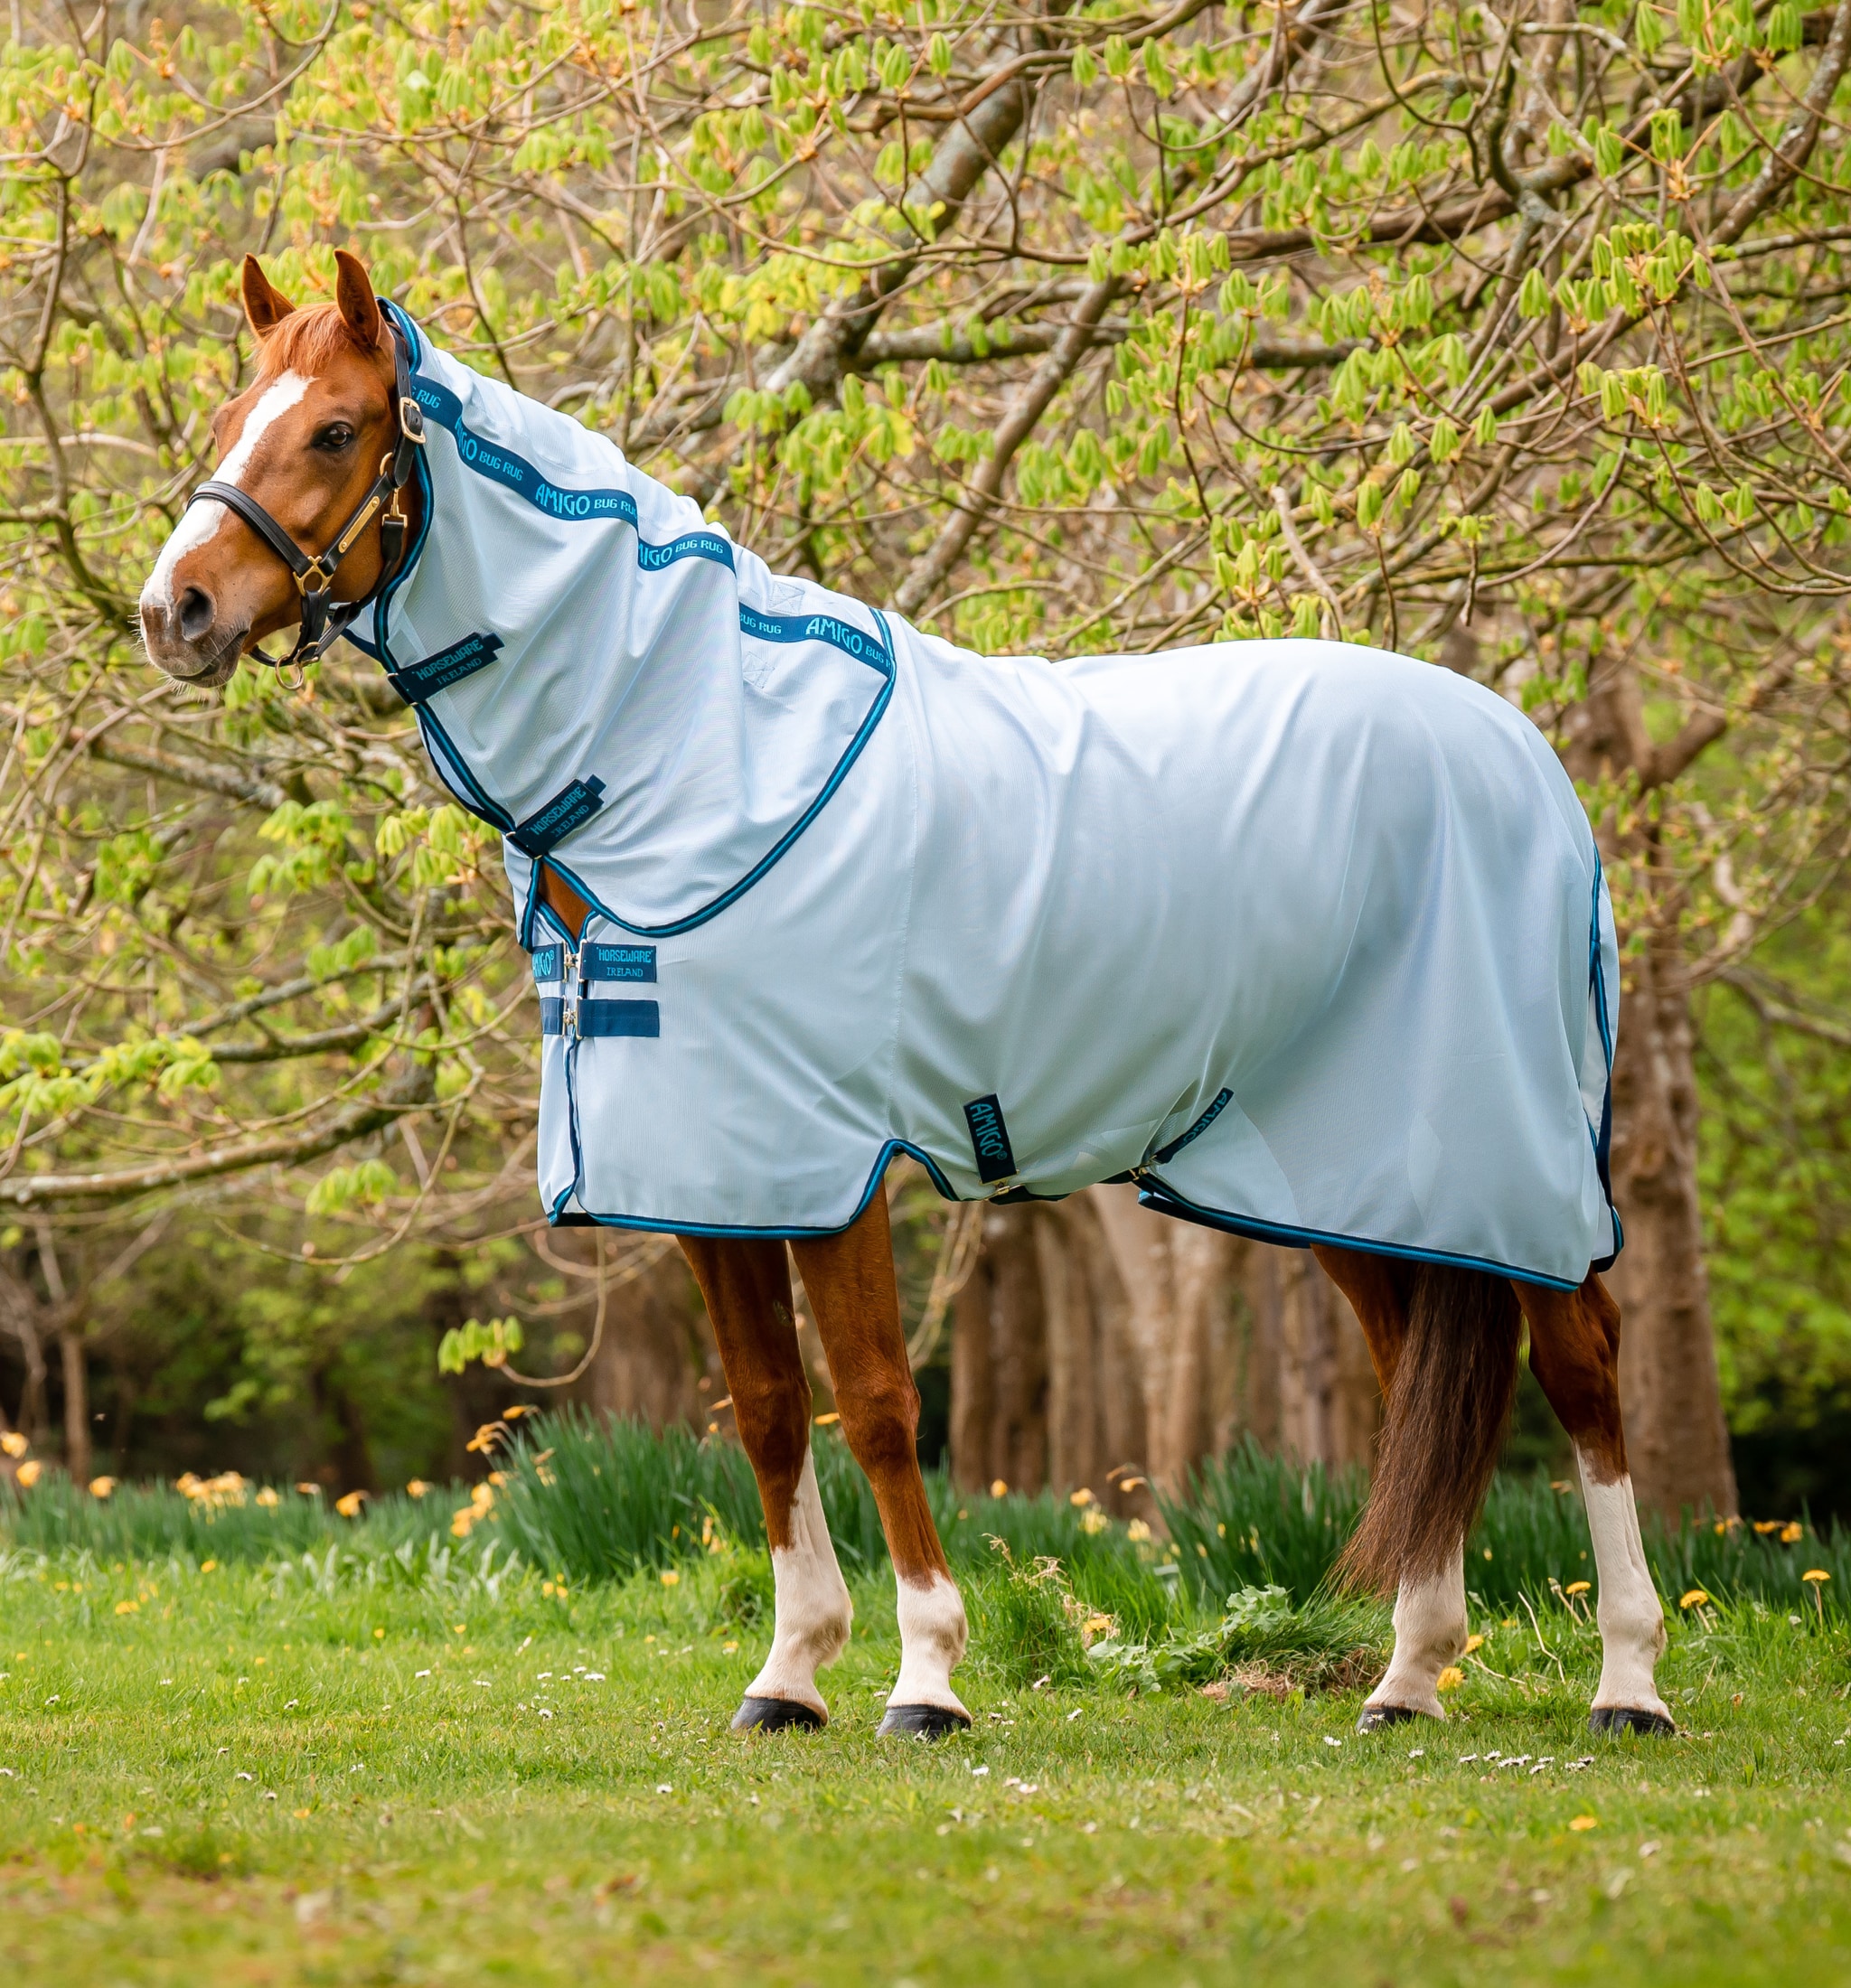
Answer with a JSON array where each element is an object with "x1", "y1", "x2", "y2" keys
[
  {"x1": 144, "y1": 370, "x2": 311, "y2": 619},
  {"x1": 1578, "y1": 1451, "x2": 1670, "y2": 1716},
  {"x1": 743, "y1": 1447, "x2": 852, "y2": 1721},
  {"x1": 1364, "y1": 1543, "x2": 1467, "y2": 1720}
]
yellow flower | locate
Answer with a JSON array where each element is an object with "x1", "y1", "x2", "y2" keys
[
  {"x1": 722, "y1": 1641, "x2": 738, "y2": 1655},
  {"x1": 255, "y1": 1487, "x2": 279, "y2": 1508},
  {"x1": 334, "y1": 1490, "x2": 366, "y2": 1518},
  {"x1": 89, "y1": 1476, "x2": 117, "y2": 1499},
  {"x1": 200, "y1": 1560, "x2": 218, "y2": 1574},
  {"x1": 1564, "y1": 1581, "x2": 1591, "y2": 1597},
  {"x1": 465, "y1": 1423, "x2": 502, "y2": 1456},
  {"x1": 1678, "y1": 1589, "x2": 1710, "y2": 1610},
  {"x1": 660, "y1": 1570, "x2": 681, "y2": 1587},
  {"x1": 1436, "y1": 1665, "x2": 1464, "y2": 1692},
  {"x1": 0, "y1": 1431, "x2": 27, "y2": 1458},
  {"x1": 450, "y1": 1507, "x2": 477, "y2": 1539},
  {"x1": 1078, "y1": 1507, "x2": 1110, "y2": 1535},
  {"x1": 295, "y1": 1482, "x2": 321, "y2": 1496},
  {"x1": 1752, "y1": 1519, "x2": 1782, "y2": 1535},
  {"x1": 1569, "y1": 1815, "x2": 1599, "y2": 1832},
  {"x1": 1080, "y1": 1614, "x2": 1113, "y2": 1637},
  {"x1": 813, "y1": 1411, "x2": 840, "y2": 1426},
  {"x1": 15, "y1": 1460, "x2": 42, "y2": 1488},
  {"x1": 1803, "y1": 1570, "x2": 1831, "y2": 1584},
  {"x1": 1125, "y1": 1518, "x2": 1152, "y2": 1543},
  {"x1": 114, "y1": 1599, "x2": 137, "y2": 1615},
  {"x1": 1463, "y1": 1633, "x2": 1486, "y2": 1652},
  {"x1": 1781, "y1": 1522, "x2": 1805, "y2": 1543},
  {"x1": 405, "y1": 1479, "x2": 430, "y2": 1499},
  {"x1": 1069, "y1": 1487, "x2": 1096, "y2": 1507},
  {"x1": 503, "y1": 1405, "x2": 535, "y2": 1419},
  {"x1": 990, "y1": 1479, "x2": 1009, "y2": 1498}
]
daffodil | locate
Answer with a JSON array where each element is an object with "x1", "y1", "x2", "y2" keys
[
  {"x1": 405, "y1": 1479, "x2": 430, "y2": 1498},
  {"x1": 14, "y1": 1460, "x2": 42, "y2": 1488},
  {"x1": 1, "y1": 1431, "x2": 29, "y2": 1458},
  {"x1": 813, "y1": 1411, "x2": 840, "y2": 1426},
  {"x1": 334, "y1": 1490, "x2": 366, "y2": 1518},
  {"x1": 661, "y1": 1569, "x2": 681, "y2": 1586},
  {"x1": 89, "y1": 1476, "x2": 117, "y2": 1499},
  {"x1": 255, "y1": 1487, "x2": 280, "y2": 1508},
  {"x1": 1069, "y1": 1487, "x2": 1096, "y2": 1507},
  {"x1": 1781, "y1": 1522, "x2": 1805, "y2": 1544},
  {"x1": 990, "y1": 1478, "x2": 1009, "y2": 1498}
]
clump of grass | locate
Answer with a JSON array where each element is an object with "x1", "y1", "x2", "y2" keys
[
  {"x1": 963, "y1": 1539, "x2": 1100, "y2": 1688},
  {"x1": 1160, "y1": 1439, "x2": 1366, "y2": 1603},
  {"x1": 1086, "y1": 1582, "x2": 1386, "y2": 1698}
]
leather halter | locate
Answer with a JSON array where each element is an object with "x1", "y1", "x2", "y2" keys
[{"x1": 187, "y1": 313, "x2": 425, "y2": 672}]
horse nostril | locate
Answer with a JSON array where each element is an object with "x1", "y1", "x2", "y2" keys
[{"x1": 177, "y1": 586, "x2": 216, "y2": 644}]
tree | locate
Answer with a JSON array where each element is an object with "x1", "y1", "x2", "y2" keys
[{"x1": 5, "y1": 0, "x2": 1851, "y2": 1510}]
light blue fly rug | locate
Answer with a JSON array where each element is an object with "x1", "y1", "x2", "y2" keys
[{"x1": 352, "y1": 305, "x2": 1621, "y2": 1291}]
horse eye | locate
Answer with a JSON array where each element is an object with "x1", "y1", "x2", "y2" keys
[{"x1": 314, "y1": 424, "x2": 355, "y2": 453}]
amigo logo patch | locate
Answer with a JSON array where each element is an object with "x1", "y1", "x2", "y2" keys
[{"x1": 963, "y1": 1093, "x2": 1017, "y2": 1185}]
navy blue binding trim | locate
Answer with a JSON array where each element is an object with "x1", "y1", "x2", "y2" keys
[
  {"x1": 1135, "y1": 1176, "x2": 1581, "y2": 1292},
  {"x1": 549, "y1": 1137, "x2": 961, "y2": 1239},
  {"x1": 540, "y1": 998, "x2": 658, "y2": 1037},
  {"x1": 1153, "y1": 1087, "x2": 1234, "y2": 1166},
  {"x1": 1586, "y1": 853, "x2": 1622, "y2": 1270}
]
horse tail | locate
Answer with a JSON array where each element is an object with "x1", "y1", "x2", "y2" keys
[{"x1": 1336, "y1": 1262, "x2": 1521, "y2": 1594}]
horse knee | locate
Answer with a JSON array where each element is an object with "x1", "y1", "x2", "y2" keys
[{"x1": 835, "y1": 1377, "x2": 920, "y2": 1477}]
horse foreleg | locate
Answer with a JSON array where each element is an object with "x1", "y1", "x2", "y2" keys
[
  {"x1": 679, "y1": 1233, "x2": 852, "y2": 1731},
  {"x1": 794, "y1": 1196, "x2": 971, "y2": 1739},
  {"x1": 1312, "y1": 1245, "x2": 1469, "y2": 1730},
  {"x1": 1516, "y1": 1273, "x2": 1672, "y2": 1737}
]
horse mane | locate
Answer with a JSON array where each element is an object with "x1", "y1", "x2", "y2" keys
[{"x1": 255, "y1": 303, "x2": 377, "y2": 380}]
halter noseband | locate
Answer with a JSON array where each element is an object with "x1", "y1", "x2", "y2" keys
[{"x1": 187, "y1": 313, "x2": 425, "y2": 674}]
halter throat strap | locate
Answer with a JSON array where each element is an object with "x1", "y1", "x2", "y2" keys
[{"x1": 188, "y1": 313, "x2": 425, "y2": 671}]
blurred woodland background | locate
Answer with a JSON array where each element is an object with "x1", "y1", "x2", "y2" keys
[{"x1": 3, "y1": 0, "x2": 1850, "y2": 1519}]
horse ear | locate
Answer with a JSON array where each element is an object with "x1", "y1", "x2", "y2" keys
[
  {"x1": 334, "y1": 249, "x2": 383, "y2": 351},
  {"x1": 240, "y1": 256, "x2": 296, "y2": 339}
]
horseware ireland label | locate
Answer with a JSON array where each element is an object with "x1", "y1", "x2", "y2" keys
[
  {"x1": 963, "y1": 1094, "x2": 1018, "y2": 1184},
  {"x1": 390, "y1": 630, "x2": 503, "y2": 702},
  {"x1": 584, "y1": 944, "x2": 657, "y2": 982},
  {"x1": 511, "y1": 777, "x2": 606, "y2": 859}
]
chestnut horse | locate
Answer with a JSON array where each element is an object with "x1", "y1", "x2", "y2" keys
[{"x1": 138, "y1": 252, "x2": 1673, "y2": 1741}]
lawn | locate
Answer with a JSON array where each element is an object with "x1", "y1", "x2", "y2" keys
[{"x1": 2, "y1": 1523, "x2": 1849, "y2": 1987}]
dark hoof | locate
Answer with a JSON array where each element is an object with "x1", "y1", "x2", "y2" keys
[
  {"x1": 1588, "y1": 1705, "x2": 1675, "y2": 1738},
  {"x1": 1357, "y1": 1703, "x2": 1428, "y2": 1733},
  {"x1": 877, "y1": 1703, "x2": 972, "y2": 1740},
  {"x1": 731, "y1": 1695, "x2": 824, "y2": 1734}
]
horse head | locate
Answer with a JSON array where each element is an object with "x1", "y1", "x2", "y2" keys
[{"x1": 139, "y1": 250, "x2": 416, "y2": 687}]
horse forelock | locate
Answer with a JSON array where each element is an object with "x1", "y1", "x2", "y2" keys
[{"x1": 253, "y1": 304, "x2": 381, "y2": 385}]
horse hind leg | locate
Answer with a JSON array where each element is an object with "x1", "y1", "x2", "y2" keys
[
  {"x1": 679, "y1": 1234, "x2": 852, "y2": 1731},
  {"x1": 794, "y1": 1196, "x2": 971, "y2": 1739},
  {"x1": 1314, "y1": 1247, "x2": 1519, "y2": 1731},
  {"x1": 1516, "y1": 1273, "x2": 1672, "y2": 1737}
]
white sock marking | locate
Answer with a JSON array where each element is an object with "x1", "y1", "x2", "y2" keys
[
  {"x1": 1578, "y1": 1452, "x2": 1670, "y2": 1719},
  {"x1": 744, "y1": 1448, "x2": 851, "y2": 1721},
  {"x1": 1365, "y1": 1543, "x2": 1467, "y2": 1720},
  {"x1": 889, "y1": 1571, "x2": 969, "y2": 1718},
  {"x1": 144, "y1": 370, "x2": 310, "y2": 622}
]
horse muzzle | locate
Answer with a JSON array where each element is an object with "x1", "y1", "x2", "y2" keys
[{"x1": 137, "y1": 583, "x2": 249, "y2": 687}]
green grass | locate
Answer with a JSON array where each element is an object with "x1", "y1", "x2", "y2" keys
[{"x1": 3, "y1": 1531, "x2": 1851, "y2": 1985}]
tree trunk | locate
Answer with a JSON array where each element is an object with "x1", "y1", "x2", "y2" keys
[
  {"x1": 1032, "y1": 1198, "x2": 1148, "y2": 1507},
  {"x1": 1242, "y1": 1245, "x2": 1380, "y2": 1470},
  {"x1": 1086, "y1": 1184, "x2": 1240, "y2": 1496},
  {"x1": 1605, "y1": 942, "x2": 1739, "y2": 1521},
  {"x1": 947, "y1": 1206, "x2": 1048, "y2": 1494},
  {"x1": 59, "y1": 1328, "x2": 90, "y2": 1485}
]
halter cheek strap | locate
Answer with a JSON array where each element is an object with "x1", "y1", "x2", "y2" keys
[{"x1": 188, "y1": 312, "x2": 426, "y2": 673}]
